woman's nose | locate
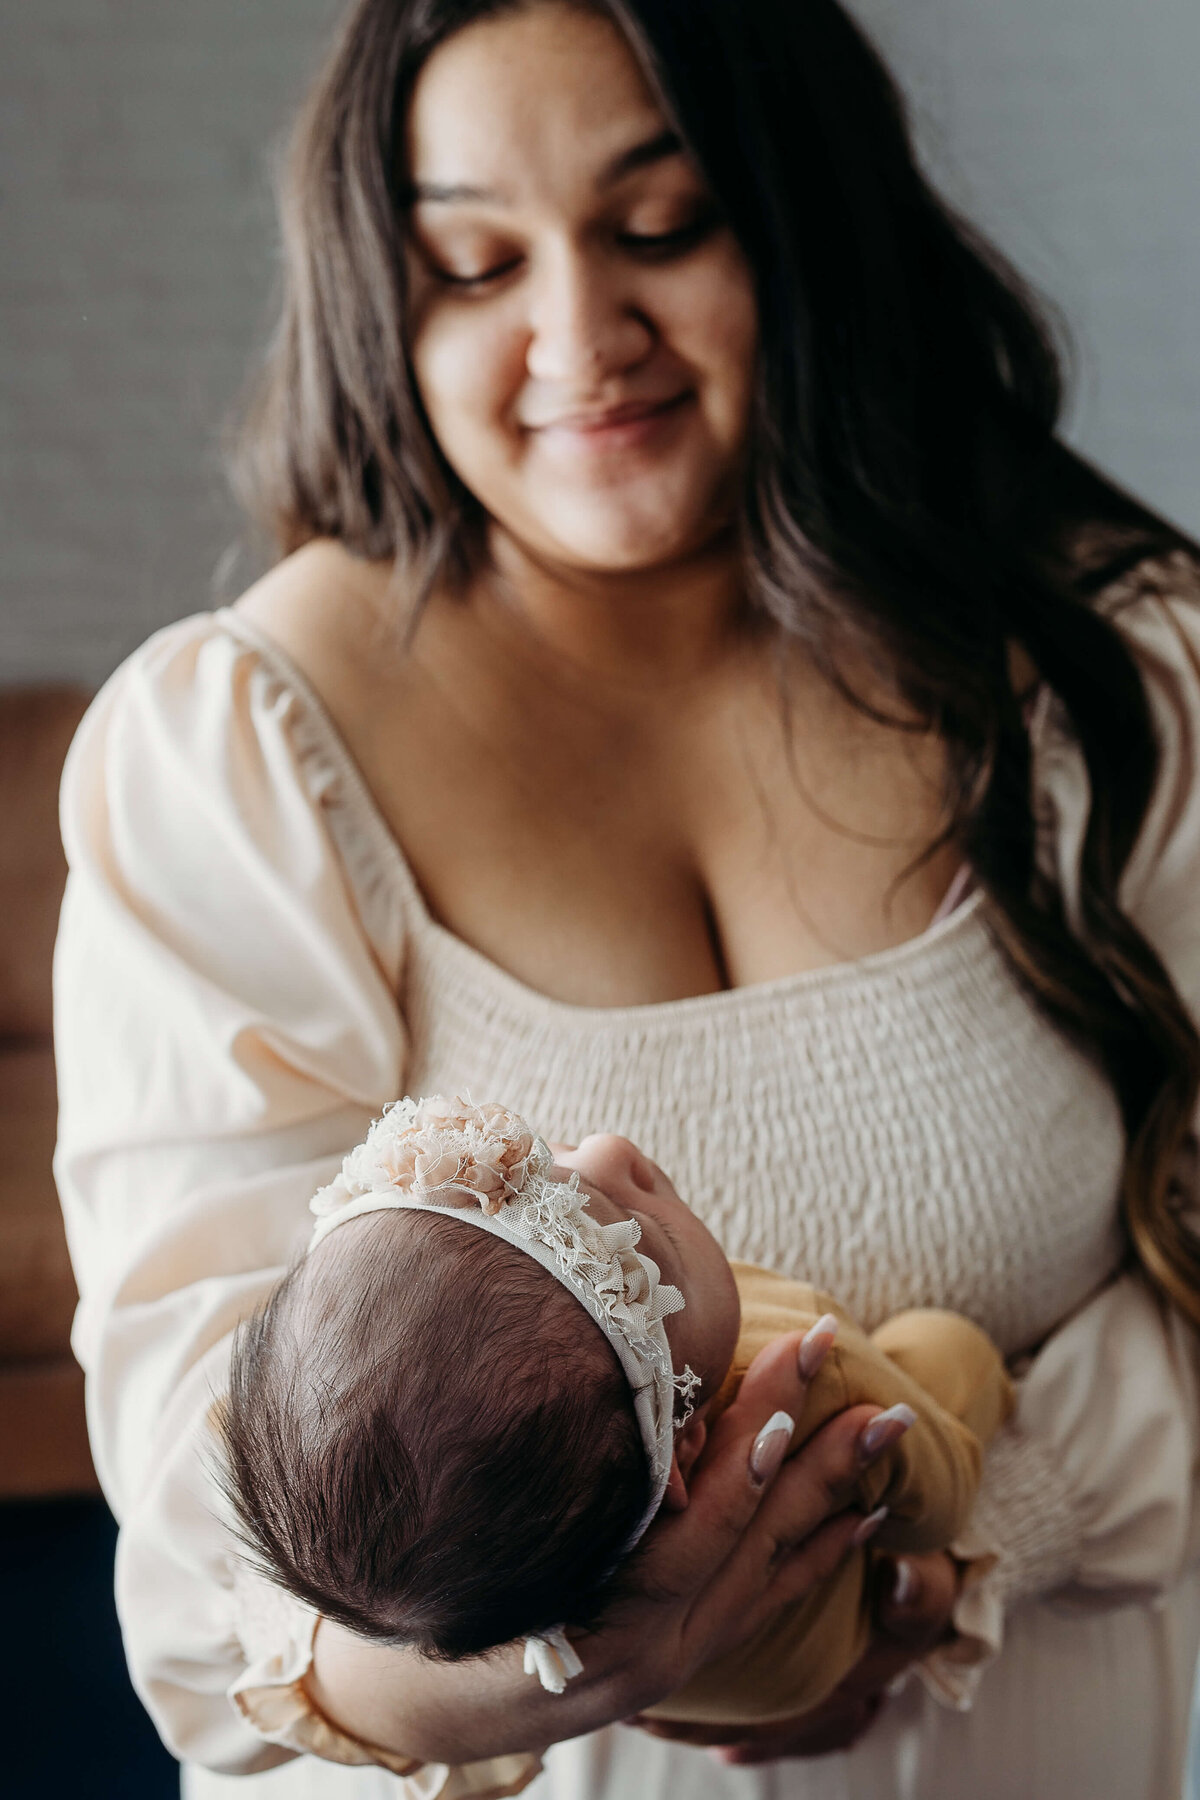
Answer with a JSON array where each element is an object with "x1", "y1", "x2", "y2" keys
[{"x1": 524, "y1": 247, "x2": 653, "y2": 385}]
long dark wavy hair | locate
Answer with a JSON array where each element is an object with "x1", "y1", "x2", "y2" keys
[{"x1": 237, "y1": 0, "x2": 1200, "y2": 1327}]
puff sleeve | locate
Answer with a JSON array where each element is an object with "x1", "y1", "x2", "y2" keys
[
  {"x1": 53, "y1": 613, "x2": 415, "y2": 1772},
  {"x1": 925, "y1": 564, "x2": 1200, "y2": 1707}
]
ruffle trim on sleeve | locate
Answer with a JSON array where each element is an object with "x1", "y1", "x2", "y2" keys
[
  {"x1": 911, "y1": 1546, "x2": 1001, "y2": 1713},
  {"x1": 964, "y1": 1423, "x2": 1086, "y2": 1606},
  {"x1": 920, "y1": 1263, "x2": 1200, "y2": 1710},
  {"x1": 914, "y1": 1424, "x2": 1085, "y2": 1712},
  {"x1": 229, "y1": 1580, "x2": 543, "y2": 1799}
]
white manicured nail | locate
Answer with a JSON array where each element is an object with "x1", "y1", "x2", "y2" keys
[{"x1": 749, "y1": 1410, "x2": 794, "y2": 1484}]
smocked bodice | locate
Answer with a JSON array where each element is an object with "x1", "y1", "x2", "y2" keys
[{"x1": 218, "y1": 610, "x2": 1128, "y2": 1357}]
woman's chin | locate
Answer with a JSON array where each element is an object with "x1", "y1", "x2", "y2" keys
[{"x1": 523, "y1": 501, "x2": 724, "y2": 576}]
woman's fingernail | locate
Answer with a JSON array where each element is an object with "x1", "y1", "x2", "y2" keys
[
  {"x1": 749, "y1": 1409, "x2": 794, "y2": 1484},
  {"x1": 892, "y1": 1557, "x2": 917, "y2": 1605},
  {"x1": 799, "y1": 1313, "x2": 839, "y2": 1379},
  {"x1": 856, "y1": 1403, "x2": 918, "y2": 1466},
  {"x1": 851, "y1": 1505, "x2": 888, "y2": 1547}
]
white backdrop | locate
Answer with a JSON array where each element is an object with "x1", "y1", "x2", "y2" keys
[{"x1": 2, "y1": 0, "x2": 1198, "y2": 685}]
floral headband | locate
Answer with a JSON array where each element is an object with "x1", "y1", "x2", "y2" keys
[{"x1": 309, "y1": 1095, "x2": 699, "y2": 1693}]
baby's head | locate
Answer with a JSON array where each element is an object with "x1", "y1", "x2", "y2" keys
[{"x1": 222, "y1": 1101, "x2": 738, "y2": 1663}]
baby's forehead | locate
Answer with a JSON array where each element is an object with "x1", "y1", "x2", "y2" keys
[
  {"x1": 295, "y1": 1210, "x2": 422, "y2": 1319},
  {"x1": 308, "y1": 1205, "x2": 494, "y2": 1266},
  {"x1": 302, "y1": 1206, "x2": 565, "y2": 1305},
  {"x1": 301, "y1": 1208, "x2": 445, "y2": 1293},
  {"x1": 298, "y1": 1208, "x2": 621, "y2": 1367}
]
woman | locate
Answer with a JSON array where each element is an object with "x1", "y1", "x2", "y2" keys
[{"x1": 54, "y1": 0, "x2": 1200, "y2": 1796}]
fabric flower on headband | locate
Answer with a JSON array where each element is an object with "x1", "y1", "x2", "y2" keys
[{"x1": 313, "y1": 1096, "x2": 537, "y2": 1219}]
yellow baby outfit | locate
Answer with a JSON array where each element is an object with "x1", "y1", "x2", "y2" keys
[{"x1": 645, "y1": 1262, "x2": 1014, "y2": 1726}]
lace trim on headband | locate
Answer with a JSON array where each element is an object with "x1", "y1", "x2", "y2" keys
[
  {"x1": 312, "y1": 1099, "x2": 689, "y2": 1419},
  {"x1": 673, "y1": 1365, "x2": 702, "y2": 1429}
]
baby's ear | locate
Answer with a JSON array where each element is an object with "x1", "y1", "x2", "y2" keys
[{"x1": 663, "y1": 1414, "x2": 708, "y2": 1510}]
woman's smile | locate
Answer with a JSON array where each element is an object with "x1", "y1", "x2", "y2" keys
[{"x1": 525, "y1": 390, "x2": 696, "y2": 462}]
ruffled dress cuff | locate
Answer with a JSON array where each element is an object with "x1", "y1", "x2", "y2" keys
[
  {"x1": 229, "y1": 1574, "x2": 543, "y2": 1799},
  {"x1": 915, "y1": 1424, "x2": 1084, "y2": 1710},
  {"x1": 914, "y1": 1264, "x2": 1200, "y2": 1713}
]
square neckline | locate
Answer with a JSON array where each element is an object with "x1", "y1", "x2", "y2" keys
[{"x1": 215, "y1": 605, "x2": 989, "y2": 1025}]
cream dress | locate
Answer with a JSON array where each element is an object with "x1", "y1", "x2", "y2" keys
[{"x1": 53, "y1": 564, "x2": 1200, "y2": 1800}]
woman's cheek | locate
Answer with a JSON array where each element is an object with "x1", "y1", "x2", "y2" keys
[
  {"x1": 413, "y1": 308, "x2": 524, "y2": 478},
  {"x1": 666, "y1": 252, "x2": 758, "y2": 445}
]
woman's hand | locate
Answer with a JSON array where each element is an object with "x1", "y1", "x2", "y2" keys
[
  {"x1": 632, "y1": 1549, "x2": 962, "y2": 1764},
  {"x1": 306, "y1": 1329, "x2": 900, "y2": 1767},
  {"x1": 616, "y1": 1332, "x2": 899, "y2": 1696}
]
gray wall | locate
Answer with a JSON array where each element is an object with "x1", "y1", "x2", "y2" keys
[
  {"x1": 2, "y1": 0, "x2": 339, "y2": 686},
  {"x1": 3, "y1": 0, "x2": 1198, "y2": 687},
  {"x1": 852, "y1": 0, "x2": 1200, "y2": 533}
]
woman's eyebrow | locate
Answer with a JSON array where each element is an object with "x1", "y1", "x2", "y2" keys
[
  {"x1": 408, "y1": 128, "x2": 684, "y2": 208},
  {"x1": 600, "y1": 127, "x2": 683, "y2": 188},
  {"x1": 407, "y1": 178, "x2": 498, "y2": 207}
]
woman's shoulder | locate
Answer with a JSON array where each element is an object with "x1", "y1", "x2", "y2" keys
[
  {"x1": 231, "y1": 537, "x2": 412, "y2": 712},
  {"x1": 1104, "y1": 547, "x2": 1200, "y2": 944},
  {"x1": 75, "y1": 540, "x2": 400, "y2": 764},
  {"x1": 61, "y1": 544, "x2": 415, "y2": 976},
  {"x1": 1059, "y1": 516, "x2": 1200, "y2": 625},
  {"x1": 1034, "y1": 526, "x2": 1200, "y2": 961},
  {"x1": 65, "y1": 605, "x2": 278, "y2": 828},
  {"x1": 1081, "y1": 533, "x2": 1200, "y2": 802},
  {"x1": 1079, "y1": 536, "x2": 1200, "y2": 770},
  {"x1": 1032, "y1": 522, "x2": 1200, "y2": 724},
  {"x1": 81, "y1": 538, "x2": 402, "y2": 721}
]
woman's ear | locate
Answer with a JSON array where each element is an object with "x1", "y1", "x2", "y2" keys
[{"x1": 663, "y1": 1414, "x2": 708, "y2": 1510}]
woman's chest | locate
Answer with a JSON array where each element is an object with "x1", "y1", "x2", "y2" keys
[
  {"x1": 401, "y1": 911, "x2": 1127, "y2": 1357},
  {"x1": 245, "y1": 578, "x2": 961, "y2": 1002},
  {"x1": 356, "y1": 645, "x2": 960, "y2": 1007}
]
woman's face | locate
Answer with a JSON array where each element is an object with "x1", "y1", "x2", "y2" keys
[{"x1": 404, "y1": 1, "x2": 759, "y2": 575}]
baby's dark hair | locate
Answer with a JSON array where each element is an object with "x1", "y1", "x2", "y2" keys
[{"x1": 221, "y1": 1211, "x2": 650, "y2": 1658}]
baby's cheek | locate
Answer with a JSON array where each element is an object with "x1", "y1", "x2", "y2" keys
[{"x1": 676, "y1": 1413, "x2": 709, "y2": 1485}]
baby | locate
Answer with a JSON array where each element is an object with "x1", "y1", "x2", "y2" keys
[{"x1": 222, "y1": 1096, "x2": 1012, "y2": 1727}]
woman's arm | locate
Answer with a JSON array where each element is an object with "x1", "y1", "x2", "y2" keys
[
  {"x1": 54, "y1": 618, "x2": 410, "y2": 1771},
  {"x1": 947, "y1": 575, "x2": 1200, "y2": 1628}
]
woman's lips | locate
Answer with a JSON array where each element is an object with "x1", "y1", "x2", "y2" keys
[{"x1": 530, "y1": 391, "x2": 693, "y2": 453}]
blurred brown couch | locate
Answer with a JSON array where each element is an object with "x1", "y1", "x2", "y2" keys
[{"x1": 0, "y1": 686, "x2": 97, "y2": 1496}]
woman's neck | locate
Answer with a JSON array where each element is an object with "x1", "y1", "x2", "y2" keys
[{"x1": 478, "y1": 524, "x2": 751, "y2": 692}]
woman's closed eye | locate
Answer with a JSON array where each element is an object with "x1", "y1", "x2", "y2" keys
[
  {"x1": 425, "y1": 211, "x2": 722, "y2": 291},
  {"x1": 618, "y1": 212, "x2": 721, "y2": 259},
  {"x1": 432, "y1": 255, "x2": 522, "y2": 291}
]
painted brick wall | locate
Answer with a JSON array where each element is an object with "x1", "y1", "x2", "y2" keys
[
  {"x1": 1, "y1": 0, "x2": 338, "y2": 685},
  {"x1": 3, "y1": 0, "x2": 1198, "y2": 686}
]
